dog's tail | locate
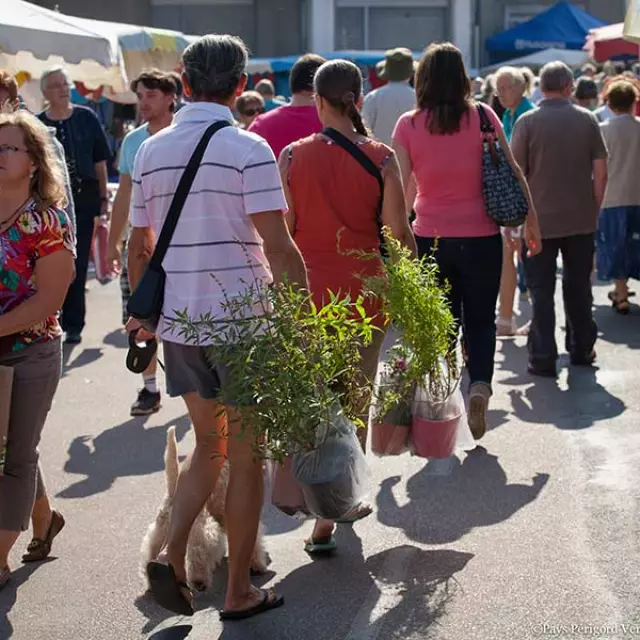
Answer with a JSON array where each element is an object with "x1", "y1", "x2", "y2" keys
[{"x1": 165, "y1": 426, "x2": 179, "y2": 497}]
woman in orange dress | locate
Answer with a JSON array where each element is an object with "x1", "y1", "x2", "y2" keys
[{"x1": 279, "y1": 59, "x2": 416, "y2": 554}]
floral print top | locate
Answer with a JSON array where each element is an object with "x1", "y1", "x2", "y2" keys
[{"x1": 0, "y1": 199, "x2": 75, "y2": 353}]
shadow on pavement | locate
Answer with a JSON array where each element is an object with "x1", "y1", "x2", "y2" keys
[
  {"x1": 213, "y1": 528, "x2": 472, "y2": 640},
  {"x1": 103, "y1": 328, "x2": 129, "y2": 350},
  {"x1": 62, "y1": 344, "x2": 104, "y2": 376},
  {"x1": 497, "y1": 339, "x2": 625, "y2": 430},
  {"x1": 56, "y1": 414, "x2": 191, "y2": 498},
  {"x1": 0, "y1": 560, "x2": 54, "y2": 638},
  {"x1": 376, "y1": 446, "x2": 549, "y2": 545},
  {"x1": 148, "y1": 625, "x2": 193, "y2": 640},
  {"x1": 507, "y1": 367, "x2": 625, "y2": 430},
  {"x1": 594, "y1": 303, "x2": 640, "y2": 350}
]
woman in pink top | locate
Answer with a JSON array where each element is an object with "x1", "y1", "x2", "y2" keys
[{"x1": 393, "y1": 43, "x2": 540, "y2": 440}]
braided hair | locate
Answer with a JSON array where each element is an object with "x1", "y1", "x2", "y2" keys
[{"x1": 314, "y1": 60, "x2": 369, "y2": 137}]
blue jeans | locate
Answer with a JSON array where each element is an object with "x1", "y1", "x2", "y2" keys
[{"x1": 415, "y1": 234, "x2": 503, "y2": 390}]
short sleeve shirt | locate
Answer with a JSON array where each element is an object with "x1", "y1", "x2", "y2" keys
[
  {"x1": 511, "y1": 99, "x2": 608, "y2": 239},
  {"x1": 118, "y1": 124, "x2": 150, "y2": 176},
  {"x1": 130, "y1": 102, "x2": 287, "y2": 344},
  {"x1": 0, "y1": 200, "x2": 76, "y2": 353},
  {"x1": 38, "y1": 105, "x2": 111, "y2": 185},
  {"x1": 393, "y1": 105, "x2": 501, "y2": 238}
]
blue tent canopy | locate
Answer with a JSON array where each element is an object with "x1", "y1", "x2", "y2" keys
[{"x1": 486, "y1": 2, "x2": 606, "y2": 60}]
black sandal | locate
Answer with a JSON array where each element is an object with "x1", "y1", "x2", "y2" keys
[
  {"x1": 146, "y1": 562, "x2": 194, "y2": 617},
  {"x1": 219, "y1": 588, "x2": 284, "y2": 621},
  {"x1": 608, "y1": 291, "x2": 630, "y2": 315},
  {"x1": 22, "y1": 510, "x2": 65, "y2": 563}
]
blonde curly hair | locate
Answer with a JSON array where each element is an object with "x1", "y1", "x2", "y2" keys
[{"x1": 0, "y1": 110, "x2": 67, "y2": 211}]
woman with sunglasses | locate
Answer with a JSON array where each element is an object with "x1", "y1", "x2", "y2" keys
[
  {"x1": 235, "y1": 91, "x2": 265, "y2": 129},
  {"x1": 0, "y1": 111, "x2": 75, "y2": 591}
]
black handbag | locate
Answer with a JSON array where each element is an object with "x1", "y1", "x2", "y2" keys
[
  {"x1": 126, "y1": 120, "x2": 232, "y2": 332},
  {"x1": 477, "y1": 104, "x2": 529, "y2": 228},
  {"x1": 321, "y1": 127, "x2": 387, "y2": 255}
]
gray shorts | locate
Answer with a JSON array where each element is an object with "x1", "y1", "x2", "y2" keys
[{"x1": 163, "y1": 340, "x2": 240, "y2": 405}]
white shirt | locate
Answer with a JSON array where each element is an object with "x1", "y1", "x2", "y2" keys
[
  {"x1": 130, "y1": 102, "x2": 287, "y2": 344},
  {"x1": 362, "y1": 82, "x2": 416, "y2": 145}
]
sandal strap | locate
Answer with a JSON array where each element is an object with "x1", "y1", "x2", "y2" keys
[{"x1": 26, "y1": 538, "x2": 45, "y2": 551}]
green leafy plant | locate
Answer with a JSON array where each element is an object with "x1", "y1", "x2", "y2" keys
[
  {"x1": 362, "y1": 230, "x2": 458, "y2": 417},
  {"x1": 169, "y1": 271, "x2": 376, "y2": 462}
]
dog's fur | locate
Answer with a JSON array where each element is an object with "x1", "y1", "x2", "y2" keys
[{"x1": 140, "y1": 426, "x2": 269, "y2": 592}]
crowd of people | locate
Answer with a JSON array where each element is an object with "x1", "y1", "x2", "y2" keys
[{"x1": 0, "y1": 31, "x2": 639, "y2": 622}]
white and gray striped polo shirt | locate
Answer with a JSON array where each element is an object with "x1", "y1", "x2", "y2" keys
[{"x1": 130, "y1": 101, "x2": 287, "y2": 345}]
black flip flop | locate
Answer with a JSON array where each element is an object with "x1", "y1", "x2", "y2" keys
[
  {"x1": 220, "y1": 588, "x2": 284, "y2": 621},
  {"x1": 146, "y1": 562, "x2": 194, "y2": 617},
  {"x1": 127, "y1": 331, "x2": 158, "y2": 374}
]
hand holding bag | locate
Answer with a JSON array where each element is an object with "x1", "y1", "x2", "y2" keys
[
  {"x1": 477, "y1": 105, "x2": 529, "y2": 228},
  {"x1": 126, "y1": 120, "x2": 232, "y2": 332}
]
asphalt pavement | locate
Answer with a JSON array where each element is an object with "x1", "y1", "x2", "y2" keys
[{"x1": 1, "y1": 276, "x2": 639, "y2": 640}]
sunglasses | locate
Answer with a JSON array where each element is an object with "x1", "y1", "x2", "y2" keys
[{"x1": 242, "y1": 107, "x2": 265, "y2": 117}]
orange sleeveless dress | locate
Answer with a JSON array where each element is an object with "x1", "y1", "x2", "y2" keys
[{"x1": 288, "y1": 134, "x2": 392, "y2": 325}]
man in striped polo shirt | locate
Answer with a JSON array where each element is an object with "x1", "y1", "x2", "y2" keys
[{"x1": 127, "y1": 35, "x2": 307, "y2": 620}]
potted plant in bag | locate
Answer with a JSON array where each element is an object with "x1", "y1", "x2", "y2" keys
[
  {"x1": 363, "y1": 231, "x2": 462, "y2": 458},
  {"x1": 370, "y1": 343, "x2": 414, "y2": 456}
]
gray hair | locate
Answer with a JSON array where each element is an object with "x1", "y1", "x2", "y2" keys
[
  {"x1": 255, "y1": 79, "x2": 275, "y2": 97},
  {"x1": 182, "y1": 34, "x2": 248, "y2": 100},
  {"x1": 540, "y1": 62, "x2": 574, "y2": 93},
  {"x1": 40, "y1": 66, "x2": 71, "y2": 92}
]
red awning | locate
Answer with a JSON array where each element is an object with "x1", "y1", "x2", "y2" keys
[{"x1": 585, "y1": 23, "x2": 639, "y2": 62}]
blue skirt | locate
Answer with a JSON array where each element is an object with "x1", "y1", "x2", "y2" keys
[{"x1": 597, "y1": 206, "x2": 640, "y2": 281}]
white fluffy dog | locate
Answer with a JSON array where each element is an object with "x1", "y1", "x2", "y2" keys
[{"x1": 140, "y1": 426, "x2": 269, "y2": 592}]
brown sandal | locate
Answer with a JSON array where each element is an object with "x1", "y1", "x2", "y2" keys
[{"x1": 22, "y1": 510, "x2": 65, "y2": 563}]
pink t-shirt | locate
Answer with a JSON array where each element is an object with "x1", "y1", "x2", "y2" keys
[
  {"x1": 393, "y1": 106, "x2": 501, "y2": 238},
  {"x1": 249, "y1": 105, "x2": 322, "y2": 160}
]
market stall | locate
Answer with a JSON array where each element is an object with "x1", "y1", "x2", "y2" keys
[
  {"x1": 483, "y1": 47, "x2": 589, "y2": 73},
  {"x1": 0, "y1": 0, "x2": 119, "y2": 92},
  {"x1": 486, "y1": 2, "x2": 606, "y2": 64},
  {"x1": 584, "y1": 23, "x2": 639, "y2": 62}
]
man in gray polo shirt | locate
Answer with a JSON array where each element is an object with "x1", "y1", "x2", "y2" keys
[{"x1": 511, "y1": 62, "x2": 608, "y2": 377}]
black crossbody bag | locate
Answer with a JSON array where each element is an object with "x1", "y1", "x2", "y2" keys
[
  {"x1": 126, "y1": 120, "x2": 232, "y2": 332},
  {"x1": 321, "y1": 127, "x2": 387, "y2": 255}
]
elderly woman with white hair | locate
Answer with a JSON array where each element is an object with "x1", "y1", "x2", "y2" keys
[{"x1": 495, "y1": 66, "x2": 536, "y2": 336}]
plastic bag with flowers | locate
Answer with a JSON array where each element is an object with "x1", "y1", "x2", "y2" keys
[{"x1": 370, "y1": 343, "x2": 415, "y2": 456}]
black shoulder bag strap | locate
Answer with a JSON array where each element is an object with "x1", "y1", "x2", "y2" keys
[
  {"x1": 476, "y1": 103, "x2": 495, "y2": 136},
  {"x1": 148, "y1": 119, "x2": 232, "y2": 270},
  {"x1": 321, "y1": 127, "x2": 386, "y2": 255}
]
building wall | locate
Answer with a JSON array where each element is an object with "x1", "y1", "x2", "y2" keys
[
  {"x1": 31, "y1": 0, "x2": 151, "y2": 25},
  {"x1": 33, "y1": 0, "x2": 305, "y2": 57},
  {"x1": 478, "y1": 0, "x2": 628, "y2": 65}
]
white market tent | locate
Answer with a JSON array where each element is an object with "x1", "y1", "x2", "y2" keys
[
  {"x1": 1, "y1": 1, "x2": 191, "y2": 103},
  {"x1": 0, "y1": 0, "x2": 121, "y2": 90},
  {"x1": 482, "y1": 47, "x2": 589, "y2": 72}
]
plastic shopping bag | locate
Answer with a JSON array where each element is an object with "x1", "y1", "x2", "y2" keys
[
  {"x1": 268, "y1": 456, "x2": 310, "y2": 519},
  {"x1": 370, "y1": 362, "x2": 411, "y2": 457},
  {"x1": 291, "y1": 405, "x2": 369, "y2": 520},
  {"x1": 411, "y1": 371, "x2": 474, "y2": 459},
  {"x1": 92, "y1": 217, "x2": 113, "y2": 285}
]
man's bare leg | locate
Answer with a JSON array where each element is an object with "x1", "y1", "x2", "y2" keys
[
  {"x1": 223, "y1": 406, "x2": 265, "y2": 612},
  {"x1": 159, "y1": 392, "x2": 227, "y2": 592}
]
